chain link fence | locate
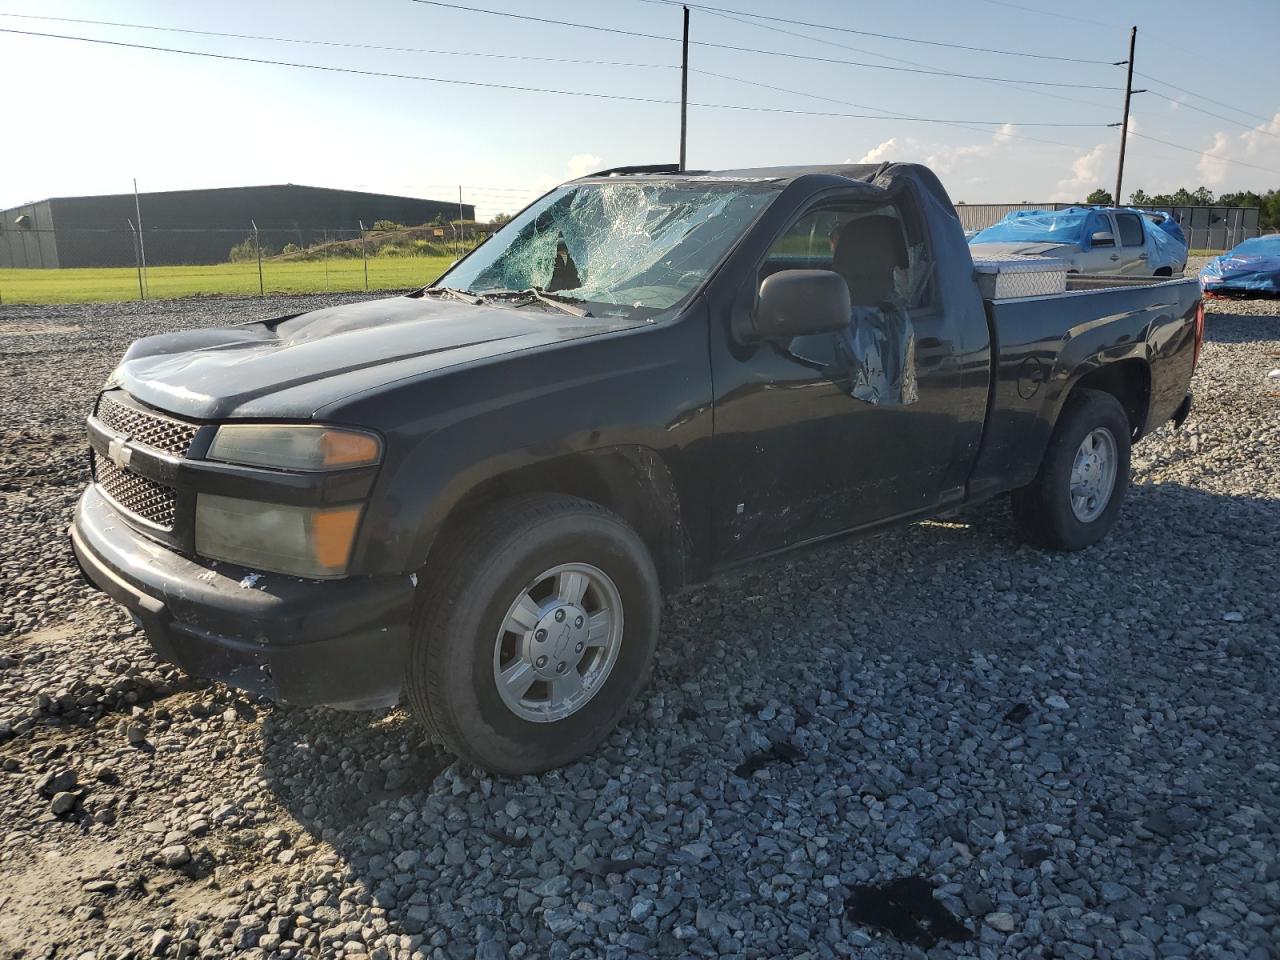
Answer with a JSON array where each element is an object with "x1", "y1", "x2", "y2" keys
[{"x1": 0, "y1": 220, "x2": 488, "y2": 305}]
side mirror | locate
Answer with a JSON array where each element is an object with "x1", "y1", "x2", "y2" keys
[
  {"x1": 748, "y1": 269, "x2": 851, "y2": 341},
  {"x1": 1090, "y1": 231, "x2": 1115, "y2": 247}
]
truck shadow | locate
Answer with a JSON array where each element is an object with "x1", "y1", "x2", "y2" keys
[
  {"x1": 1202, "y1": 304, "x2": 1280, "y2": 343},
  {"x1": 258, "y1": 478, "x2": 1276, "y2": 953}
]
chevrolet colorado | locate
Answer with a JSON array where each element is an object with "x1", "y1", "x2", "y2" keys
[{"x1": 71, "y1": 162, "x2": 1203, "y2": 775}]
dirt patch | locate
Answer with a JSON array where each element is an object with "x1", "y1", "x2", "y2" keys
[{"x1": 20, "y1": 623, "x2": 79, "y2": 645}]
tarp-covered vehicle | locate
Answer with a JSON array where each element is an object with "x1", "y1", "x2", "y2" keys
[
  {"x1": 970, "y1": 206, "x2": 1187, "y2": 276},
  {"x1": 1201, "y1": 235, "x2": 1280, "y2": 295}
]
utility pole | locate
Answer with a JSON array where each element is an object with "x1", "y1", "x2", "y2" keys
[
  {"x1": 458, "y1": 185, "x2": 465, "y2": 258},
  {"x1": 359, "y1": 220, "x2": 369, "y2": 290},
  {"x1": 133, "y1": 178, "x2": 148, "y2": 297},
  {"x1": 127, "y1": 219, "x2": 144, "y2": 301},
  {"x1": 1113, "y1": 27, "x2": 1144, "y2": 207},
  {"x1": 251, "y1": 220, "x2": 264, "y2": 297},
  {"x1": 679, "y1": 6, "x2": 689, "y2": 171}
]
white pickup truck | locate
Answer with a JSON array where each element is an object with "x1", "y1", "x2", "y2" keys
[{"x1": 970, "y1": 207, "x2": 1187, "y2": 277}]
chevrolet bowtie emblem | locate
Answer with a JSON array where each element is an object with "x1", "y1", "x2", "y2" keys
[{"x1": 107, "y1": 434, "x2": 132, "y2": 470}]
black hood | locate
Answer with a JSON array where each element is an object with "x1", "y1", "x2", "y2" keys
[{"x1": 114, "y1": 295, "x2": 640, "y2": 420}]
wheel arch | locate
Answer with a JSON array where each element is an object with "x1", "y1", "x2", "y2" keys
[
  {"x1": 1060, "y1": 357, "x2": 1152, "y2": 440},
  {"x1": 418, "y1": 446, "x2": 690, "y2": 592}
]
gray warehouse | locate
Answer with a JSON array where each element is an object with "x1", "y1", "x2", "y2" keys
[{"x1": 0, "y1": 184, "x2": 472, "y2": 268}]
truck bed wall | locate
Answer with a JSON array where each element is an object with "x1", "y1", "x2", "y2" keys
[{"x1": 967, "y1": 278, "x2": 1199, "y2": 501}]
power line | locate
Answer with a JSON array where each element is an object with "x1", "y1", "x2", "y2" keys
[
  {"x1": 974, "y1": 0, "x2": 1122, "y2": 31},
  {"x1": 637, "y1": 0, "x2": 1114, "y2": 64},
  {"x1": 972, "y1": 0, "x2": 1202, "y2": 60},
  {"x1": 0, "y1": 27, "x2": 687, "y2": 106},
  {"x1": 1143, "y1": 89, "x2": 1280, "y2": 139},
  {"x1": 698, "y1": 6, "x2": 1115, "y2": 112},
  {"x1": 1126, "y1": 130, "x2": 1280, "y2": 176},
  {"x1": 405, "y1": 0, "x2": 1121, "y2": 90},
  {"x1": 1136, "y1": 70, "x2": 1278, "y2": 127},
  {"x1": 691, "y1": 68, "x2": 1098, "y2": 149},
  {"x1": 0, "y1": 28, "x2": 1112, "y2": 129},
  {"x1": 0, "y1": 12, "x2": 677, "y2": 69}
]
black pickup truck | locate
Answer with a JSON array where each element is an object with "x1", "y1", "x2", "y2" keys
[{"x1": 71, "y1": 162, "x2": 1202, "y2": 774}]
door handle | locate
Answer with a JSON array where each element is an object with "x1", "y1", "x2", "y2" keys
[
  {"x1": 1110, "y1": 254, "x2": 1120, "y2": 261},
  {"x1": 1137, "y1": 254, "x2": 1147, "y2": 260}
]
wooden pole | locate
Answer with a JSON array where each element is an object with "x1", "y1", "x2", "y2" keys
[
  {"x1": 679, "y1": 6, "x2": 689, "y2": 171},
  {"x1": 1114, "y1": 27, "x2": 1137, "y2": 206}
]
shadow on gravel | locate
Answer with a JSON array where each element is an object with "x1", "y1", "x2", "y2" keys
[
  {"x1": 260, "y1": 707, "x2": 451, "y2": 837},
  {"x1": 247, "y1": 475, "x2": 1276, "y2": 954}
]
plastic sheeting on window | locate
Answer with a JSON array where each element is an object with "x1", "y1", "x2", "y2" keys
[
  {"x1": 842, "y1": 305, "x2": 918, "y2": 406},
  {"x1": 896, "y1": 243, "x2": 934, "y2": 308},
  {"x1": 1201, "y1": 235, "x2": 1280, "y2": 294}
]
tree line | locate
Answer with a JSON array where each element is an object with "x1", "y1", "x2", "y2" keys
[{"x1": 1083, "y1": 186, "x2": 1280, "y2": 230}]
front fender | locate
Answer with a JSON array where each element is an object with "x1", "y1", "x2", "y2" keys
[{"x1": 332, "y1": 302, "x2": 714, "y2": 577}]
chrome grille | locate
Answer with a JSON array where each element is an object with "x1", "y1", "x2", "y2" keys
[
  {"x1": 93, "y1": 453, "x2": 178, "y2": 530},
  {"x1": 96, "y1": 392, "x2": 199, "y2": 457}
]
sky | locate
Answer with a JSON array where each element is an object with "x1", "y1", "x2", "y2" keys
[{"x1": 1, "y1": 0, "x2": 1278, "y2": 220}]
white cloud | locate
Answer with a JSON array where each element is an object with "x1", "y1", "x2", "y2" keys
[
  {"x1": 566, "y1": 153, "x2": 604, "y2": 179},
  {"x1": 1050, "y1": 141, "x2": 1111, "y2": 203},
  {"x1": 532, "y1": 153, "x2": 605, "y2": 194},
  {"x1": 1197, "y1": 113, "x2": 1280, "y2": 187},
  {"x1": 853, "y1": 124, "x2": 1029, "y2": 181},
  {"x1": 857, "y1": 138, "x2": 898, "y2": 164}
]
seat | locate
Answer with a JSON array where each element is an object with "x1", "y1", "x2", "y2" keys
[{"x1": 831, "y1": 215, "x2": 909, "y2": 306}]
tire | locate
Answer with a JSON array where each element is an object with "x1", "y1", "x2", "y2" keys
[
  {"x1": 406, "y1": 494, "x2": 661, "y2": 775},
  {"x1": 1010, "y1": 388, "x2": 1131, "y2": 551}
]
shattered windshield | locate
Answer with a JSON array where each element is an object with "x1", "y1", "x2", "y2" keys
[{"x1": 436, "y1": 180, "x2": 781, "y2": 316}]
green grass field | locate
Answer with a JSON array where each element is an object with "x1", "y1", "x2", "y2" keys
[{"x1": 0, "y1": 256, "x2": 457, "y2": 305}]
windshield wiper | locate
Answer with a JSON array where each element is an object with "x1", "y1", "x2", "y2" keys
[
  {"x1": 424, "y1": 286, "x2": 483, "y2": 305},
  {"x1": 480, "y1": 288, "x2": 592, "y2": 318}
]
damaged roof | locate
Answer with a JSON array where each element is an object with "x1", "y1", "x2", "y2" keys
[{"x1": 573, "y1": 161, "x2": 956, "y2": 213}]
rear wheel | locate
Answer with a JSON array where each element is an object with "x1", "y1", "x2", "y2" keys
[
  {"x1": 1011, "y1": 388, "x2": 1131, "y2": 550},
  {"x1": 406, "y1": 494, "x2": 660, "y2": 775}
]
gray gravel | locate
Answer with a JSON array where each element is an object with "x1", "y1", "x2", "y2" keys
[{"x1": 1, "y1": 288, "x2": 1278, "y2": 959}]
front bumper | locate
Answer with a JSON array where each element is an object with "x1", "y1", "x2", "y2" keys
[{"x1": 70, "y1": 484, "x2": 414, "y2": 709}]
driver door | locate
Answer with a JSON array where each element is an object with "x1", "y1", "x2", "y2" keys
[{"x1": 708, "y1": 195, "x2": 965, "y2": 563}]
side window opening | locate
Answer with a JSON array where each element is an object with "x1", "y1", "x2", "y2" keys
[
  {"x1": 760, "y1": 201, "x2": 933, "y2": 310},
  {"x1": 760, "y1": 198, "x2": 922, "y2": 406},
  {"x1": 1115, "y1": 213, "x2": 1145, "y2": 248}
]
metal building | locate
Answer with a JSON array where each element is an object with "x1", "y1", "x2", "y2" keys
[
  {"x1": 954, "y1": 202, "x2": 1261, "y2": 250},
  {"x1": 0, "y1": 184, "x2": 472, "y2": 268}
]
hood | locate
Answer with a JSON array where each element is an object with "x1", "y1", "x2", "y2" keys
[
  {"x1": 968, "y1": 241, "x2": 1080, "y2": 258},
  {"x1": 115, "y1": 295, "x2": 641, "y2": 420}
]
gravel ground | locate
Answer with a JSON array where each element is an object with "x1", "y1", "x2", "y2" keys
[{"x1": 1, "y1": 284, "x2": 1277, "y2": 960}]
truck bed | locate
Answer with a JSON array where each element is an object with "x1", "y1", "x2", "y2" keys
[{"x1": 965, "y1": 276, "x2": 1200, "y2": 501}]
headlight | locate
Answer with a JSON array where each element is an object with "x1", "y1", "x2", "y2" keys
[
  {"x1": 195, "y1": 494, "x2": 362, "y2": 579},
  {"x1": 208, "y1": 424, "x2": 381, "y2": 472}
]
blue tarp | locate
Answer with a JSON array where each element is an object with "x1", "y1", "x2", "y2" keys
[
  {"x1": 1145, "y1": 212, "x2": 1186, "y2": 246},
  {"x1": 1201, "y1": 235, "x2": 1280, "y2": 294},
  {"x1": 1144, "y1": 214, "x2": 1187, "y2": 271},
  {"x1": 971, "y1": 206, "x2": 1187, "y2": 272},
  {"x1": 970, "y1": 207, "x2": 1112, "y2": 248}
]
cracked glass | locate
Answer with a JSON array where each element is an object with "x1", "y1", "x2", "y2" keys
[{"x1": 438, "y1": 180, "x2": 781, "y2": 317}]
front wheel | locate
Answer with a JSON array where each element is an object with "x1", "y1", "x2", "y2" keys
[
  {"x1": 1011, "y1": 388, "x2": 1131, "y2": 550},
  {"x1": 406, "y1": 494, "x2": 660, "y2": 775}
]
